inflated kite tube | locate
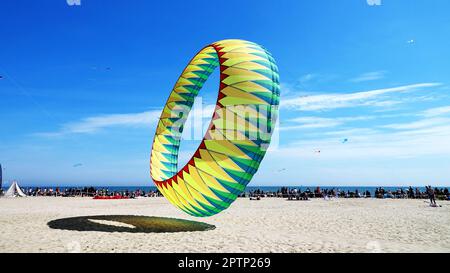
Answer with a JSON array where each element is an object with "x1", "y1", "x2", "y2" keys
[{"x1": 150, "y1": 39, "x2": 280, "y2": 217}]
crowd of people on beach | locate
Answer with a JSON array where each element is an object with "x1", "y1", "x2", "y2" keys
[
  {"x1": 18, "y1": 187, "x2": 163, "y2": 198},
  {"x1": 245, "y1": 186, "x2": 450, "y2": 202},
  {"x1": 3, "y1": 185, "x2": 449, "y2": 202}
]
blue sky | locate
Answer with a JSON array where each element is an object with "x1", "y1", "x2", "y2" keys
[{"x1": 1, "y1": 0, "x2": 449, "y2": 186}]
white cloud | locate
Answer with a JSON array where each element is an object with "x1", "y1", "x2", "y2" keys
[
  {"x1": 422, "y1": 106, "x2": 450, "y2": 117},
  {"x1": 350, "y1": 71, "x2": 386, "y2": 82},
  {"x1": 275, "y1": 113, "x2": 450, "y2": 160},
  {"x1": 281, "y1": 117, "x2": 342, "y2": 130},
  {"x1": 383, "y1": 117, "x2": 450, "y2": 130},
  {"x1": 281, "y1": 116, "x2": 374, "y2": 131},
  {"x1": 36, "y1": 102, "x2": 217, "y2": 137},
  {"x1": 69, "y1": 111, "x2": 161, "y2": 133},
  {"x1": 274, "y1": 125, "x2": 450, "y2": 160},
  {"x1": 281, "y1": 83, "x2": 441, "y2": 111},
  {"x1": 298, "y1": 73, "x2": 317, "y2": 84},
  {"x1": 37, "y1": 110, "x2": 162, "y2": 136},
  {"x1": 323, "y1": 128, "x2": 380, "y2": 137}
]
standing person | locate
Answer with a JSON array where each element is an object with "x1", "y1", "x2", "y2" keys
[
  {"x1": 408, "y1": 186, "x2": 414, "y2": 199},
  {"x1": 415, "y1": 188, "x2": 421, "y2": 199},
  {"x1": 426, "y1": 186, "x2": 437, "y2": 206}
]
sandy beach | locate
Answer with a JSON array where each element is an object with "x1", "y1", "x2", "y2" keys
[{"x1": 0, "y1": 197, "x2": 449, "y2": 253}]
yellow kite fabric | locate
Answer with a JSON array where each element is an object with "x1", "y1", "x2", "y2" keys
[{"x1": 150, "y1": 39, "x2": 280, "y2": 217}]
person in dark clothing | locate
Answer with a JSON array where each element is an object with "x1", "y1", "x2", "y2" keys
[
  {"x1": 426, "y1": 186, "x2": 436, "y2": 206},
  {"x1": 408, "y1": 186, "x2": 414, "y2": 199}
]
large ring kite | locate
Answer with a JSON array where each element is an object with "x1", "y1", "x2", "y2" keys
[{"x1": 150, "y1": 39, "x2": 280, "y2": 217}]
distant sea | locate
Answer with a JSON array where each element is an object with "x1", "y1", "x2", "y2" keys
[{"x1": 3, "y1": 185, "x2": 447, "y2": 195}]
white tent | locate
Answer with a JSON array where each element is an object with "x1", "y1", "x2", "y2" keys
[{"x1": 3, "y1": 181, "x2": 27, "y2": 197}]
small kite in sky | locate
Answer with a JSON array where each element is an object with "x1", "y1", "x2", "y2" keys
[
  {"x1": 407, "y1": 39, "x2": 415, "y2": 44},
  {"x1": 342, "y1": 138, "x2": 349, "y2": 144},
  {"x1": 73, "y1": 163, "x2": 83, "y2": 168},
  {"x1": 314, "y1": 150, "x2": 321, "y2": 154},
  {"x1": 278, "y1": 168, "x2": 286, "y2": 172}
]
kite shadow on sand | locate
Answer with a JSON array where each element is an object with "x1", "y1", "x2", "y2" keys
[{"x1": 47, "y1": 215, "x2": 215, "y2": 233}]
